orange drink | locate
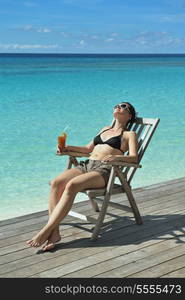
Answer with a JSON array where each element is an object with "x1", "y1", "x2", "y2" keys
[{"x1": 58, "y1": 132, "x2": 67, "y2": 152}]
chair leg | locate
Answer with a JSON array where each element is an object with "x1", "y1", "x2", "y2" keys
[
  {"x1": 66, "y1": 156, "x2": 79, "y2": 170},
  {"x1": 91, "y1": 193, "x2": 111, "y2": 241},
  {"x1": 115, "y1": 167, "x2": 143, "y2": 225},
  {"x1": 66, "y1": 157, "x2": 72, "y2": 169},
  {"x1": 124, "y1": 181, "x2": 142, "y2": 225},
  {"x1": 91, "y1": 167, "x2": 116, "y2": 241},
  {"x1": 89, "y1": 197, "x2": 99, "y2": 212}
]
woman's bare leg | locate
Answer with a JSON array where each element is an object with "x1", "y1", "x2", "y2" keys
[
  {"x1": 27, "y1": 171, "x2": 106, "y2": 248},
  {"x1": 42, "y1": 168, "x2": 83, "y2": 250}
]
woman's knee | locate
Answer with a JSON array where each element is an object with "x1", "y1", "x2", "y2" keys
[
  {"x1": 50, "y1": 177, "x2": 66, "y2": 190},
  {"x1": 65, "y1": 179, "x2": 80, "y2": 194}
]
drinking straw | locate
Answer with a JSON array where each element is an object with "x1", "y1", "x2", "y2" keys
[{"x1": 62, "y1": 125, "x2": 70, "y2": 133}]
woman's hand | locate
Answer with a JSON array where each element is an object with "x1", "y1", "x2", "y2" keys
[
  {"x1": 63, "y1": 145, "x2": 70, "y2": 152},
  {"x1": 101, "y1": 155, "x2": 118, "y2": 162},
  {"x1": 56, "y1": 145, "x2": 70, "y2": 154},
  {"x1": 56, "y1": 145, "x2": 62, "y2": 154}
]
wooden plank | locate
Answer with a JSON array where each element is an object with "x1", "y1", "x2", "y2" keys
[
  {"x1": 95, "y1": 244, "x2": 185, "y2": 278},
  {"x1": 0, "y1": 176, "x2": 184, "y2": 233},
  {"x1": 1, "y1": 188, "x2": 184, "y2": 249},
  {"x1": 63, "y1": 232, "x2": 185, "y2": 278},
  {"x1": 130, "y1": 254, "x2": 185, "y2": 278},
  {"x1": 0, "y1": 195, "x2": 140, "y2": 247},
  {"x1": 161, "y1": 266, "x2": 185, "y2": 278},
  {"x1": 0, "y1": 190, "x2": 184, "y2": 259},
  {"x1": 0, "y1": 199, "x2": 89, "y2": 227},
  {"x1": 2, "y1": 210, "x2": 184, "y2": 278},
  {"x1": 33, "y1": 224, "x2": 185, "y2": 278},
  {"x1": 142, "y1": 177, "x2": 185, "y2": 192},
  {"x1": 0, "y1": 202, "x2": 97, "y2": 239},
  {"x1": 0, "y1": 186, "x2": 178, "y2": 243},
  {"x1": 0, "y1": 200, "x2": 93, "y2": 233},
  {"x1": 0, "y1": 210, "x2": 48, "y2": 227},
  {"x1": 0, "y1": 192, "x2": 184, "y2": 257},
  {"x1": 113, "y1": 179, "x2": 185, "y2": 204}
]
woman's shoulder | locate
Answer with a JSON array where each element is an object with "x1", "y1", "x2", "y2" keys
[{"x1": 123, "y1": 130, "x2": 137, "y2": 139}]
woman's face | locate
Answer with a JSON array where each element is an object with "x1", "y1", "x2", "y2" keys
[{"x1": 113, "y1": 103, "x2": 132, "y2": 119}]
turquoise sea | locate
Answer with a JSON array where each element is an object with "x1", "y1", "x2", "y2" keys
[{"x1": 0, "y1": 54, "x2": 185, "y2": 220}]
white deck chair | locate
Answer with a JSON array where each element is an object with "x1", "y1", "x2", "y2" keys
[{"x1": 59, "y1": 117, "x2": 160, "y2": 240}]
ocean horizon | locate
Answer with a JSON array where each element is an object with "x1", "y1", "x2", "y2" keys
[{"x1": 0, "y1": 53, "x2": 185, "y2": 220}]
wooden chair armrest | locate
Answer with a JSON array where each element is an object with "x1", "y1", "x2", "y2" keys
[
  {"x1": 103, "y1": 161, "x2": 142, "y2": 168},
  {"x1": 56, "y1": 151, "x2": 90, "y2": 158}
]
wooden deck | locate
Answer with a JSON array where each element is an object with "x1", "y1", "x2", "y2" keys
[{"x1": 0, "y1": 177, "x2": 185, "y2": 278}]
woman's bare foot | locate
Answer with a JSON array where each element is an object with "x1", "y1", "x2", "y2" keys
[
  {"x1": 42, "y1": 229, "x2": 61, "y2": 251},
  {"x1": 26, "y1": 227, "x2": 51, "y2": 248}
]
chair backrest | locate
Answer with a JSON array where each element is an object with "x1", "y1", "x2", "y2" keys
[{"x1": 111, "y1": 117, "x2": 160, "y2": 184}]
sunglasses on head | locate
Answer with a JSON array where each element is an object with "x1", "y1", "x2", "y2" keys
[{"x1": 114, "y1": 103, "x2": 131, "y2": 113}]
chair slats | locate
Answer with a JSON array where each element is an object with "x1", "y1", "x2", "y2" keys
[
  {"x1": 131, "y1": 122, "x2": 139, "y2": 132},
  {"x1": 136, "y1": 124, "x2": 145, "y2": 139},
  {"x1": 125, "y1": 118, "x2": 159, "y2": 184}
]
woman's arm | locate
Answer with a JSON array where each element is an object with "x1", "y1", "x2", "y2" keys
[
  {"x1": 64, "y1": 140, "x2": 95, "y2": 154},
  {"x1": 118, "y1": 131, "x2": 138, "y2": 163},
  {"x1": 57, "y1": 126, "x2": 110, "y2": 154}
]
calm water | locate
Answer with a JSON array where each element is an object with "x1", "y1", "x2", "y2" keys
[{"x1": 0, "y1": 54, "x2": 185, "y2": 220}]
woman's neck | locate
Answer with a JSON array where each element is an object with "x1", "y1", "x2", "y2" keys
[{"x1": 113, "y1": 120, "x2": 127, "y2": 131}]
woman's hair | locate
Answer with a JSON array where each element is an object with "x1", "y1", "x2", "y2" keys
[{"x1": 121, "y1": 102, "x2": 136, "y2": 126}]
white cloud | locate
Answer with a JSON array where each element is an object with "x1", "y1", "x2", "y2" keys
[
  {"x1": 16, "y1": 25, "x2": 52, "y2": 33},
  {"x1": 105, "y1": 38, "x2": 114, "y2": 42},
  {"x1": 37, "y1": 28, "x2": 51, "y2": 33},
  {"x1": 91, "y1": 35, "x2": 100, "y2": 40},
  {"x1": 0, "y1": 43, "x2": 59, "y2": 49},
  {"x1": 76, "y1": 30, "x2": 185, "y2": 50},
  {"x1": 22, "y1": 25, "x2": 33, "y2": 31},
  {"x1": 75, "y1": 39, "x2": 87, "y2": 48},
  {"x1": 124, "y1": 31, "x2": 185, "y2": 48},
  {"x1": 111, "y1": 33, "x2": 119, "y2": 37},
  {"x1": 79, "y1": 39, "x2": 85, "y2": 45},
  {"x1": 158, "y1": 13, "x2": 185, "y2": 23},
  {"x1": 60, "y1": 31, "x2": 69, "y2": 37}
]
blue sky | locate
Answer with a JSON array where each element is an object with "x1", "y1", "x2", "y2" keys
[{"x1": 0, "y1": 0, "x2": 185, "y2": 53}]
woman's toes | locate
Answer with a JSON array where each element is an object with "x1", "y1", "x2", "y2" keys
[
  {"x1": 26, "y1": 240, "x2": 32, "y2": 245},
  {"x1": 42, "y1": 241, "x2": 56, "y2": 251},
  {"x1": 28, "y1": 240, "x2": 38, "y2": 247}
]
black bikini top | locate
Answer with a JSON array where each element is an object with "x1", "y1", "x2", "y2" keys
[{"x1": 93, "y1": 127, "x2": 124, "y2": 150}]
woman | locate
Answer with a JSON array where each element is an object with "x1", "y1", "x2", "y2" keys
[{"x1": 27, "y1": 102, "x2": 138, "y2": 251}]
